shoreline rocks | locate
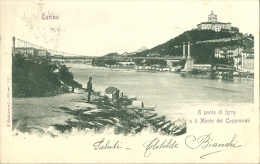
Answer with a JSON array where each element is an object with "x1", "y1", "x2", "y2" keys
[{"x1": 50, "y1": 91, "x2": 187, "y2": 136}]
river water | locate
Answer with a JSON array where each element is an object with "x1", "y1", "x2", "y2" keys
[{"x1": 67, "y1": 63, "x2": 254, "y2": 122}]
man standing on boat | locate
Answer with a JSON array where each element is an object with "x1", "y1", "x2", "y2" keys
[{"x1": 87, "y1": 77, "x2": 93, "y2": 102}]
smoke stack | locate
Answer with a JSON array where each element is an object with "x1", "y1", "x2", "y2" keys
[
  {"x1": 183, "y1": 42, "x2": 186, "y2": 59},
  {"x1": 187, "y1": 42, "x2": 190, "y2": 59}
]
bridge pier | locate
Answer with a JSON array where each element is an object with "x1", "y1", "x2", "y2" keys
[{"x1": 181, "y1": 41, "x2": 194, "y2": 73}]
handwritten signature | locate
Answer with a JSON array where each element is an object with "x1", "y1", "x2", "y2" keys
[
  {"x1": 143, "y1": 137, "x2": 179, "y2": 157},
  {"x1": 93, "y1": 138, "x2": 122, "y2": 150},
  {"x1": 93, "y1": 134, "x2": 242, "y2": 159},
  {"x1": 185, "y1": 134, "x2": 242, "y2": 159}
]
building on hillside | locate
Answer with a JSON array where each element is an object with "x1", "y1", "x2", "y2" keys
[
  {"x1": 233, "y1": 54, "x2": 242, "y2": 70},
  {"x1": 215, "y1": 46, "x2": 243, "y2": 58},
  {"x1": 241, "y1": 49, "x2": 254, "y2": 71},
  {"x1": 197, "y1": 11, "x2": 232, "y2": 32}
]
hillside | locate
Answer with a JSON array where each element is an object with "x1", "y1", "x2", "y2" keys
[
  {"x1": 136, "y1": 46, "x2": 148, "y2": 52},
  {"x1": 134, "y1": 29, "x2": 254, "y2": 64},
  {"x1": 103, "y1": 46, "x2": 148, "y2": 57},
  {"x1": 102, "y1": 52, "x2": 121, "y2": 57}
]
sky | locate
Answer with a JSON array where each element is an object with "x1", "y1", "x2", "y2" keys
[{"x1": 1, "y1": 0, "x2": 259, "y2": 56}]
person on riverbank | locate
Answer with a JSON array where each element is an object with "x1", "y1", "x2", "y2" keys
[{"x1": 87, "y1": 77, "x2": 93, "y2": 102}]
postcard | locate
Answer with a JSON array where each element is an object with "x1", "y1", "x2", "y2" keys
[{"x1": 0, "y1": 0, "x2": 259, "y2": 163}]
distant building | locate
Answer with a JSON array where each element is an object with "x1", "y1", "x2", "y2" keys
[
  {"x1": 193, "y1": 64, "x2": 211, "y2": 70},
  {"x1": 233, "y1": 54, "x2": 242, "y2": 70},
  {"x1": 197, "y1": 11, "x2": 232, "y2": 32},
  {"x1": 241, "y1": 49, "x2": 254, "y2": 70},
  {"x1": 37, "y1": 49, "x2": 51, "y2": 58},
  {"x1": 215, "y1": 46, "x2": 243, "y2": 58},
  {"x1": 166, "y1": 60, "x2": 180, "y2": 67},
  {"x1": 118, "y1": 62, "x2": 135, "y2": 66},
  {"x1": 147, "y1": 52, "x2": 161, "y2": 57},
  {"x1": 14, "y1": 47, "x2": 36, "y2": 58},
  {"x1": 14, "y1": 47, "x2": 51, "y2": 59},
  {"x1": 53, "y1": 55, "x2": 64, "y2": 58}
]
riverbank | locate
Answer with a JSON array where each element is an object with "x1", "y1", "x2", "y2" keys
[
  {"x1": 91, "y1": 65, "x2": 254, "y2": 80},
  {"x1": 13, "y1": 88, "x2": 186, "y2": 137},
  {"x1": 12, "y1": 89, "x2": 95, "y2": 134}
]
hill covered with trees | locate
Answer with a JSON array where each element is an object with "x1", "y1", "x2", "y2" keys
[{"x1": 134, "y1": 29, "x2": 254, "y2": 64}]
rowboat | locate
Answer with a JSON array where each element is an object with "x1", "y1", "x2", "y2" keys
[{"x1": 143, "y1": 113, "x2": 157, "y2": 119}]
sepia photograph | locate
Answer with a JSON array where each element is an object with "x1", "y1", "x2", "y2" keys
[{"x1": 1, "y1": 0, "x2": 259, "y2": 163}]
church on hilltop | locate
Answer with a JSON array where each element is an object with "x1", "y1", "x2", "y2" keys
[{"x1": 197, "y1": 11, "x2": 232, "y2": 32}]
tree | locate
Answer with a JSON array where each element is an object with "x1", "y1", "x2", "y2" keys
[
  {"x1": 106, "y1": 59, "x2": 117, "y2": 66},
  {"x1": 12, "y1": 54, "x2": 82, "y2": 97}
]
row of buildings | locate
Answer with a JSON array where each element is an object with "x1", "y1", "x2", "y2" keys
[
  {"x1": 14, "y1": 47, "x2": 51, "y2": 59},
  {"x1": 196, "y1": 11, "x2": 254, "y2": 72},
  {"x1": 214, "y1": 46, "x2": 254, "y2": 71}
]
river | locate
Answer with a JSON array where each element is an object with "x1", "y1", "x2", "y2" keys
[
  {"x1": 12, "y1": 62, "x2": 255, "y2": 138},
  {"x1": 67, "y1": 63, "x2": 254, "y2": 122}
]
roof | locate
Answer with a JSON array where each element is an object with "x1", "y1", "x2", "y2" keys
[
  {"x1": 242, "y1": 49, "x2": 254, "y2": 54},
  {"x1": 216, "y1": 64, "x2": 235, "y2": 68},
  {"x1": 220, "y1": 52, "x2": 233, "y2": 55},
  {"x1": 216, "y1": 46, "x2": 242, "y2": 51},
  {"x1": 246, "y1": 55, "x2": 254, "y2": 59},
  {"x1": 209, "y1": 11, "x2": 215, "y2": 15},
  {"x1": 225, "y1": 46, "x2": 237, "y2": 50},
  {"x1": 197, "y1": 21, "x2": 231, "y2": 26},
  {"x1": 15, "y1": 47, "x2": 50, "y2": 53},
  {"x1": 15, "y1": 47, "x2": 37, "y2": 49}
]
